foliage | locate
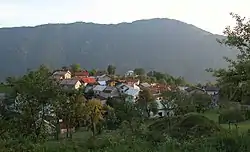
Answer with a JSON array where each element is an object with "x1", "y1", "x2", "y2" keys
[
  {"x1": 3, "y1": 65, "x2": 62, "y2": 142},
  {"x1": 138, "y1": 88, "x2": 156, "y2": 117},
  {"x1": 170, "y1": 114, "x2": 223, "y2": 140},
  {"x1": 88, "y1": 69, "x2": 97, "y2": 76},
  {"x1": 162, "y1": 90, "x2": 195, "y2": 115},
  {"x1": 191, "y1": 93, "x2": 211, "y2": 113},
  {"x1": 210, "y1": 13, "x2": 250, "y2": 102},
  {"x1": 70, "y1": 64, "x2": 81, "y2": 73},
  {"x1": 219, "y1": 109, "x2": 245, "y2": 124},
  {"x1": 214, "y1": 132, "x2": 250, "y2": 152},
  {"x1": 83, "y1": 99, "x2": 107, "y2": 136},
  {"x1": 107, "y1": 65, "x2": 116, "y2": 75},
  {"x1": 134, "y1": 68, "x2": 146, "y2": 76}
]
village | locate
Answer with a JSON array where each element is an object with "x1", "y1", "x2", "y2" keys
[{"x1": 52, "y1": 66, "x2": 220, "y2": 119}]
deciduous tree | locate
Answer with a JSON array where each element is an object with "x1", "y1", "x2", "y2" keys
[
  {"x1": 107, "y1": 65, "x2": 116, "y2": 75},
  {"x1": 209, "y1": 13, "x2": 250, "y2": 102}
]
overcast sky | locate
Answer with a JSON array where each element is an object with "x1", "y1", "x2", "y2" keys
[{"x1": 0, "y1": 0, "x2": 249, "y2": 34}]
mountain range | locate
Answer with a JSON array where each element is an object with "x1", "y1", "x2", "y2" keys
[{"x1": 0, "y1": 18, "x2": 236, "y2": 83}]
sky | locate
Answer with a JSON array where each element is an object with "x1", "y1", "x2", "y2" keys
[{"x1": 0, "y1": 0, "x2": 249, "y2": 34}]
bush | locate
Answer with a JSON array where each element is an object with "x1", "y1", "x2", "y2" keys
[
  {"x1": 170, "y1": 114, "x2": 223, "y2": 140},
  {"x1": 219, "y1": 109, "x2": 245, "y2": 124},
  {"x1": 214, "y1": 133, "x2": 250, "y2": 152}
]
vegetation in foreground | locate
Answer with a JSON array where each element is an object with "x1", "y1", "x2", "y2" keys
[{"x1": 1, "y1": 13, "x2": 250, "y2": 152}]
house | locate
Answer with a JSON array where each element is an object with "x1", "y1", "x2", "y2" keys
[
  {"x1": 60, "y1": 79, "x2": 82, "y2": 90},
  {"x1": 80, "y1": 77, "x2": 97, "y2": 86},
  {"x1": 184, "y1": 86, "x2": 205, "y2": 94},
  {"x1": 203, "y1": 86, "x2": 219, "y2": 96},
  {"x1": 93, "y1": 85, "x2": 107, "y2": 95},
  {"x1": 95, "y1": 70, "x2": 107, "y2": 77},
  {"x1": 52, "y1": 70, "x2": 71, "y2": 80},
  {"x1": 150, "y1": 98, "x2": 176, "y2": 118},
  {"x1": 74, "y1": 70, "x2": 89, "y2": 78},
  {"x1": 116, "y1": 84, "x2": 140, "y2": 102},
  {"x1": 203, "y1": 86, "x2": 220, "y2": 107},
  {"x1": 97, "y1": 81, "x2": 107, "y2": 86},
  {"x1": 126, "y1": 79, "x2": 140, "y2": 86},
  {"x1": 99, "y1": 86, "x2": 119, "y2": 99},
  {"x1": 140, "y1": 82, "x2": 151, "y2": 88},
  {"x1": 84, "y1": 85, "x2": 94, "y2": 93},
  {"x1": 96, "y1": 75, "x2": 111, "y2": 82},
  {"x1": 149, "y1": 84, "x2": 171, "y2": 96},
  {"x1": 59, "y1": 120, "x2": 75, "y2": 134},
  {"x1": 125, "y1": 70, "x2": 134, "y2": 77},
  {"x1": 178, "y1": 86, "x2": 189, "y2": 91}
]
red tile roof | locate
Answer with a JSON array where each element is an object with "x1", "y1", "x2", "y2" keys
[
  {"x1": 149, "y1": 84, "x2": 172, "y2": 94},
  {"x1": 74, "y1": 71, "x2": 89, "y2": 77},
  {"x1": 81, "y1": 77, "x2": 96, "y2": 84}
]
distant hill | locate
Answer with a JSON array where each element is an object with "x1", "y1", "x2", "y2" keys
[{"x1": 0, "y1": 18, "x2": 236, "y2": 83}]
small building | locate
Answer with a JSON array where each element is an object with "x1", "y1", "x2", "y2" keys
[
  {"x1": 99, "y1": 86, "x2": 119, "y2": 99},
  {"x1": 93, "y1": 85, "x2": 107, "y2": 95},
  {"x1": 116, "y1": 84, "x2": 140, "y2": 102},
  {"x1": 60, "y1": 79, "x2": 82, "y2": 90},
  {"x1": 95, "y1": 71, "x2": 107, "y2": 77},
  {"x1": 97, "y1": 81, "x2": 107, "y2": 86},
  {"x1": 80, "y1": 77, "x2": 97, "y2": 86},
  {"x1": 150, "y1": 99, "x2": 176, "y2": 118},
  {"x1": 74, "y1": 70, "x2": 89, "y2": 78},
  {"x1": 125, "y1": 70, "x2": 134, "y2": 77},
  {"x1": 203, "y1": 86, "x2": 219, "y2": 96},
  {"x1": 52, "y1": 70, "x2": 71, "y2": 80},
  {"x1": 96, "y1": 75, "x2": 111, "y2": 82},
  {"x1": 140, "y1": 82, "x2": 151, "y2": 88}
]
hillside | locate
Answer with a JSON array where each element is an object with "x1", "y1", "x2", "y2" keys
[{"x1": 0, "y1": 18, "x2": 236, "y2": 82}]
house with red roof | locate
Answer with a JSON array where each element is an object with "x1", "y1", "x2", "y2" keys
[
  {"x1": 149, "y1": 83, "x2": 172, "y2": 96},
  {"x1": 74, "y1": 70, "x2": 89, "y2": 78},
  {"x1": 80, "y1": 77, "x2": 97, "y2": 86}
]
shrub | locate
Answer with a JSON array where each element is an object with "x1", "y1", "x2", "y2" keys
[
  {"x1": 214, "y1": 133, "x2": 250, "y2": 152},
  {"x1": 170, "y1": 114, "x2": 223, "y2": 140},
  {"x1": 219, "y1": 109, "x2": 245, "y2": 124}
]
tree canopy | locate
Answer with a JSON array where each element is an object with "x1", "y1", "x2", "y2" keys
[{"x1": 210, "y1": 13, "x2": 250, "y2": 103}]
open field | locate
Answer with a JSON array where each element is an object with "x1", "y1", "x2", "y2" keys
[
  {"x1": 0, "y1": 84, "x2": 11, "y2": 93},
  {"x1": 202, "y1": 110, "x2": 250, "y2": 133}
]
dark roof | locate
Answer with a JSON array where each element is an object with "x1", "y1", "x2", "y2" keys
[
  {"x1": 60, "y1": 79, "x2": 79, "y2": 86},
  {"x1": 185, "y1": 86, "x2": 204, "y2": 92},
  {"x1": 95, "y1": 71, "x2": 107, "y2": 76},
  {"x1": 204, "y1": 86, "x2": 219, "y2": 91}
]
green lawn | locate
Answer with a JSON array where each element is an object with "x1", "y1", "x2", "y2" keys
[
  {"x1": 202, "y1": 110, "x2": 250, "y2": 133},
  {"x1": 0, "y1": 84, "x2": 12, "y2": 93}
]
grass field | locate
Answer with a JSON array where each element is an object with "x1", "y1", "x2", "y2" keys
[
  {"x1": 202, "y1": 110, "x2": 250, "y2": 133},
  {"x1": 0, "y1": 84, "x2": 11, "y2": 93}
]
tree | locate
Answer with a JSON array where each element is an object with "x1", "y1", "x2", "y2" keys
[
  {"x1": 210, "y1": 13, "x2": 250, "y2": 102},
  {"x1": 191, "y1": 93, "x2": 211, "y2": 113},
  {"x1": 109, "y1": 96, "x2": 143, "y2": 132},
  {"x1": 57, "y1": 90, "x2": 87, "y2": 138},
  {"x1": 83, "y1": 99, "x2": 105, "y2": 136},
  {"x1": 134, "y1": 68, "x2": 145, "y2": 76},
  {"x1": 174, "y1": 76, "x2": 186, "y2": 85},
  {"x1": 158, "y1": 78, "x2": 167, "y2": 84},
  {"x1": 70, "y1": 64, "x2": 81, "y2": 73},
  {"x1": 4, "y1": 65, "x2": 62, "y2": 142},
  {"x1": 107, "y1": 65, "x2": 116, "y2": 75},
  {"x1": 139, "y1": 88, "x2": 156, "y2": 118},
  {"x1": 89, "y1": 69, "x2": 97, "y2": 76}
]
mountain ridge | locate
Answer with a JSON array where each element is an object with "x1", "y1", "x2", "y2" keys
[{"x1": 0, "y1": 18, "x2": 235, "y2": 83}]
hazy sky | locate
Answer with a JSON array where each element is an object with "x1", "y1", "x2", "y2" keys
[{"x1": 0, "y1": 0, "x2": 249, "y2": 34}]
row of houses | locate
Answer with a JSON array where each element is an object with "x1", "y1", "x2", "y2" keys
[{"x1": 51, "y1": 69, "x2": 178, "y2": 118}]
